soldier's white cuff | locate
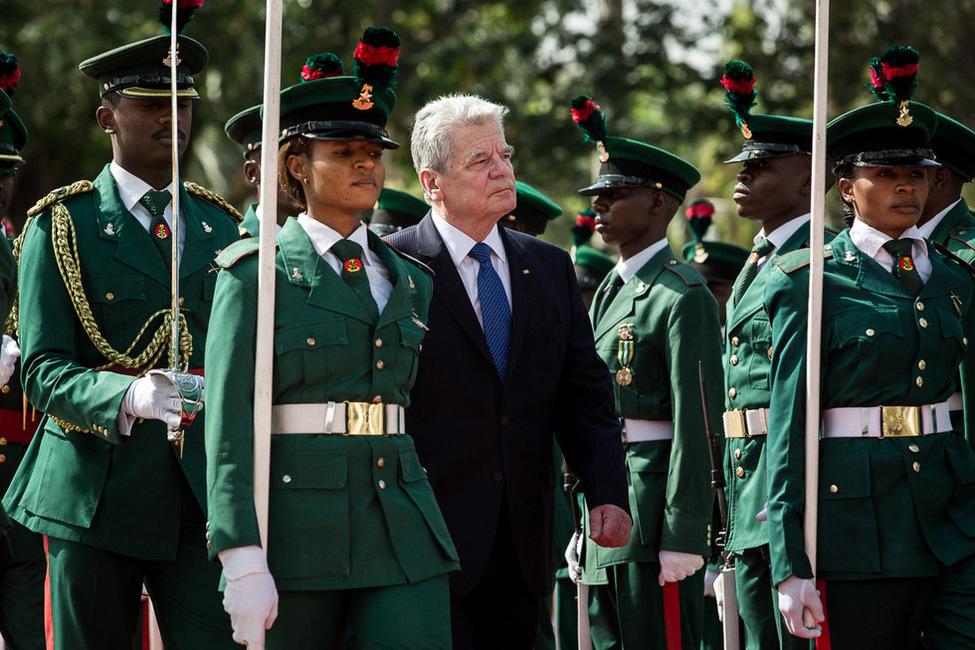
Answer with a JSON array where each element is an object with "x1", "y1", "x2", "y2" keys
[{"x1": 219, "y1": 545, "x2": 269, "y2": 581}]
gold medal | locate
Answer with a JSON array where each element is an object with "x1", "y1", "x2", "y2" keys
[{"x1": 616, "y1": 367, "x2": 632, "y2": 386}]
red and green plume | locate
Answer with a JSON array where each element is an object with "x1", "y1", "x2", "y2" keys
[
  {"x1": 301, "y1": 53, "x2": 344, "y2": 82},
  {"x1": 352, "y1": 27, "x2": 400, "y2": 91},
  {"x1": 721, "y1": 60, "x2": 757, "y2": 138},
  {"x1": 570, "y1": 95, "x2": 610, "y2": 161},
  {"x1": 0, "y1": 51, "x2": 20, "y2": 97},
  {"x1": 685, "y1": 199, "x2": 715, "y2": 243},
  {"x1": 866, "y1": 46, "x2": 919, "y2": 105},
  {"x1": 572, "y1": 208, "x2": 597, "y2": 247},
  {"x1": 158, "y1": 0, "x2": 204, "y2": 36}
]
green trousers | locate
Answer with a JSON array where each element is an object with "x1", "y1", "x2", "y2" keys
[{"x1": 269, "y1": 574, "x2": 450, "y2": 649}]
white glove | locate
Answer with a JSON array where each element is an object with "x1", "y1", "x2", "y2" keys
[
  {"x1": 711, "y1": 570, "x2": 725, "y2": 622},
  {"x1": 755, "y1": 503, "x2": 768, "y2": 522},
  {"x1": 777, "y1": 575, "x2": 823, "y2": 638},
  {"x1": 219, "y1": 546, "x2": 279, "y2": 648},
  {"x1": 121, "y1": 371, "x2": 182, "y2": 428},
  {"x1": 657, "y1": 549, "x2": 704, "y2": 587},
  {"x1": 0, "y1": 335, "x2": 20, "y2": 386},
  {"x1": 564, "y1": 530, "x2": 583, "y2": 583}
]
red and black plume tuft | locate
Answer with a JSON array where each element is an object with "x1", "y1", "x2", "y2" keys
[
  {"x1": 0, "y1": 51, "x2": 20, "y2": 97},
  {"x1": 301, "y1": 53, "x2": 344, "y2": 82},
  {"x1": 352, "y1": 27, "x2": 400, "y2": 91},
  {"x1": 158, "y1": 0, "x2": 204, "y2": 36},
  {"x1": 685, "y1": 199, "x2": 715, "y2": 243},
  {"x1": 572, "y1": 208, "x2": 598, "y2": 247},
  {"x1": 721, "y1": 61, "x2": 757, "y2": 138}
]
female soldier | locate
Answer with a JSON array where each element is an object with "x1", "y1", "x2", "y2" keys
[
  {"x1": 204, "y1": 29, "x2": 458, "y2": 649},
  {"x1": 764, "y1": 49, "x2": 975, "y2": 649}
]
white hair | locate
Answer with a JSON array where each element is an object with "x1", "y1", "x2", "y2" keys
[{"x1": 410, "y1": 93, "x2": 509, "y2": 201}]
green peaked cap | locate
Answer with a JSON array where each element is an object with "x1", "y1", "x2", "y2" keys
[
  {"x1": 578, "y1": 136, "x2": 700, "y2": 201},
  {"x1": 574, "y1": 245, "x2": 615, "y2": 290},
  {"x1": 930, "y1": 111, "x2": 975, "y2": 182},
  {"x1": 369, "y1": 188, "x2": 428, "y2": 235},
  {"x1": 503, "y1": 181, "x2": 562, "y2": 236},
  {"x1": 79, "y1": 35, "x2": 208, "y2": 98},
  {"x1": 224, "y1": 104, "x2": 263, "y2": 155},
  {"x1": 827, "y1": 101, "x2": 938, "y2": 169},
  {"x1": 724, "y1": 114, "x2": 812, "y2": 163},
  {"x1": 681, "y1": 240, "x2": 749, "y2": 282},
  {"x1": 0, "y1": 90, "x2": 27, "y2": 168}
]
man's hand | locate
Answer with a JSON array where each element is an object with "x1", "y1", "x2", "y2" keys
[
  {"x1": 564, "y1": 531, "x2": 583, "y2": 582},
  {"x1": 777, "y1": 575, "x2": 824, "y2": 638},
  {"x1": 657, "y1": 549, "x2": 704, "y2": 586},
  {"x1": 588, "y1": 504, "x2": 631, "y2": 548},
  {"x1": 121, "y1": 372, "x2": 182, "y2": 428},
  {"x1": 219, "y1": 546, "x2": 278, "y2": 649},
  {"x1": 0, "y1": 336, "x2": 19, "y2": 386}
]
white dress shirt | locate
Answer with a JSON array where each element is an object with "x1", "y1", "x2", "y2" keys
[
  {"x1": 756, "y1": 213, "x2": 811, "y2": 270},
  {"x1": 916, "y1": 198, "x2": 963, "y2": 240},
  {"x1": 110, "y1": 161, "x2": 186, "y2": 263},
  {"x1": 849, "y1": 219, "x2": 932, "y2": 282},
  {"x1": 615, "y1": 238, "x2": 671, "y2": 283}
]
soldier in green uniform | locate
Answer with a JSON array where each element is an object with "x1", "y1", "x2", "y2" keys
[
  {"x1": 569, "y1": 95, "x2": 723, "y2": 649},
  {"x1": 717, "y1": 59, "x2": 823, "y2": 650},
  {"x1": 501, "y1": 180, "x2": 562, "y2": 237},
  {"x1": 571, "y1": 208, "x2": 616, "y2": 310},
  {"x1": 205, "y1": 29, "x2": 459, "y2": 649},
  {"x1": 765, "y1": 49, "x2": 975, "y2": 648},
  {"x1": 0, "y1": 5, "x2": 242, "y2": 648},
  {"x1": 0, "y1": 62, "x2": 42, "y2": 647},
  {"x1": 370, "y1": 187, "x2": 428, "y2": 237}
]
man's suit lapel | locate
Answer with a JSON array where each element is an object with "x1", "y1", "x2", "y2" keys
[{"x1": 499, "y1": 226, "x2": 532, "y2": 377}]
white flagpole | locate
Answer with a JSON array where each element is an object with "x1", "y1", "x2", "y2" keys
[
  {"x1": 254, "y1": 0, "x2": 284, "y2": 553},
  {"x1": 802, "y1": 0, "x2": 830, "y2": 629},
  {"x1": 168, "y1": 5, "x2": 181, "y2": 369}
]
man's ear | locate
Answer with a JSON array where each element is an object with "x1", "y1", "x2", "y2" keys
[
  {"x1": 928, "y1": 165, "x2": 951, "y2": 193},
  {"x1": 838, "y1": 177, "x2": 855, "y2": 204},
  {"x1": 800, "y1": 169, "x2": 813, "y2": 196},
  {"x1": 420, "y1": 169, "x2": 443, "y2": 202},
  {"x1": 243, "y1": 160, "x2": 261, "y2": 188},
  {"x1": 96, "y1": 105, "x2": 116, "y2": 135}
]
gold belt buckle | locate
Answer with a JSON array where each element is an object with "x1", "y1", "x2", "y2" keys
[
  {"x1": 880, "y1": 405, "x2": 922, "y2": 438},
  {"x1": 345, "y1": 402, "x2": 385, "y2": 435},
  {"x1": 723, "y1": 410, "x2": 747, "y2": 439}
]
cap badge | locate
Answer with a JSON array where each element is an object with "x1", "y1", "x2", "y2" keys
[
  {"x1": 352, "y1": 84, "x2": 374, "y2": 111},
  {"x1": 597, "y1": 141, "x2": 609, "y2": 163},
  {"x1": 162, "y1": 44, "x2": 182, "y2": 69},
  {"x1": 896, "y1": 100, "x2": 913, "y2": 127}
]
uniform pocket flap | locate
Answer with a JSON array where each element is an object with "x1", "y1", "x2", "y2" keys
[
  {"x1": 88, "y1": 274, "x2": 147, "y2": 304},
  {"x1": 274, "y1": 320, "x2": 349, "y2": 353},
  {"x1": 397, "y1": 321, "x2": 425, "y2": 351},
  {"x1": 399, "y1": 447, "x2": 427, "y2": 483},
  {"x1": 820, "y1": 451, "x2": 871, "y2": 500},
  {"x1": 270, "y1": 452, "x2": 347, "y2": 490},
  {"x1": 830, "y1": 308, "x2": 903, "y2": 345}
]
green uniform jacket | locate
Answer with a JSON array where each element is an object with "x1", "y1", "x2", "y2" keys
[
  {"x1": 764, "y1": 230, "x2": 975, "y2": 585},
  {"x1": 0, "y1": 235, "x2": 14, "y2": 535},
  {"x1": 583, "y1": 247, "x2": 722, "y2": 575},
  {"x1": 723, "y1": 225, "x2": 815, "y2": 553},
  {"x1": 238, "y1": 202, "x2": 259, "y2": 239},
  {"x1": 927, "y1": 199, "x2": 975, "y2": 447},
  {"x1": 3, "y1": 165, "x2": 240, "y2": 560},
  {"x1": 204, "y1": 219, "x2": 459, "y2": 591}
]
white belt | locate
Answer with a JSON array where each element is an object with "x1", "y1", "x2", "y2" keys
[
  {"x1": 271, "y1": 402, "x2": 406, "y2": 435},
  {"x1": 948, "y1": 392, "x2": 964, "y2": 412},
  {"x1": 723, "y1": 409, "x2": 769, "y2": 438},
  {"x1": 621, "y1": 419, "x2": 674, "y2": 443},
  {"x1": 822, "y1": 402, "x2": 951, "y2": 439}
]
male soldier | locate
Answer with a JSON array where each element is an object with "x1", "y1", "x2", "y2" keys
[
  {"x1": 570, "y1": 94, "x2": 722, "y2": 649},
  {"x1": 0, "y1": 66, "x2": 42, "y2": 648},
  {"x1": 369, "y1": 187, "x2": 428, "y2": 237},
  {"x1": 1, "y1": 7, "x2": 240, "y2": 649},
  {"x1": 915, "y1": 112, "x2": 975, "y2": 444},
  {"x1": 718, "y1": 60, "x2": 821, "y2": 649}
]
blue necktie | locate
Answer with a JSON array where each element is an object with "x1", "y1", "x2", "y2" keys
[{"x1": 469, "y1": 242, "x2": 511, "y2": 382}]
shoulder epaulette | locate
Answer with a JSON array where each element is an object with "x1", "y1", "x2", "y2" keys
[
  {"x1": 932, "y1": 240, "x2": 975, "y2": 277},
  {"x1": 184, "y1": 182, "x2": 243, "y2": 224},
  {"x1": 383, "y1": 240, "x2": 434, "y2": 276},
  {"x1": 215, "y1": 238, "x2": 264, "y2": 268},
  {"x1": 774, "y1": 248, "x2": 813, "y2": 274},
  {"x1": 662, "y1": 259, "x2": 706, "y2": 286},
  {"x1": 824, "y1": 226, "x2": 841, "y2": 240},
  {"x1": 27, "y1": 181, "x2": 94, "y2": 218}
]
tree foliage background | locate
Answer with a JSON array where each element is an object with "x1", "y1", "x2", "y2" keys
[{"x1": 3, "y1": 0, "x2": 975, "y2": 250}]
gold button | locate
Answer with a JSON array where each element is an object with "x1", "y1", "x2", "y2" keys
[
  {"x1": 830, "y1": 485, "x2": 838, "y2": 494},
  {"x1": 965, "y1": 338, "x2": 970, "y2": 346},
  {"x1": 730, "y1": 355, "x2": 739, "y2": 366},
  {"x1": 206, "y1": 521, "x2": 210, "y2": 530},
  {"x1": 106, "y1": 292, "x2": 115, "y2": 301},
  {"x1": 282, "y1": 475, "x2": 292, "y2": 484},
  {"x1": 908, "y1": 444, "x2": 920, "y2": 453},
  {"x1": 916, "y1": 302, "x2": 925, "y2": 311},
  {"x1": 731, "y1": 337, "x2": 740, "y2": 347},
  {"x1": 104, "y1": 431, "x2": 110, "y2": 438},
  {"x1": 728, "y1": 387, "x2": 737, "y2": 399},
  {"x1": 207, "y1": 541, "x2": 211, "y2": 549},
  {"x1": 0, "y1": 454, "x2": 5, "y2": 463},
  {"x1": 376, "y1": 360, "x2": 385, "y2": 370},
  {"x1": 918, "y1": 360, "x2": 926, "y2": 371},
  {"x1": 919, "y1": 318, "x2": 928, "y2": 329},
  {"x1": 865, "y1": 329, "x2": 875, "y2": 337},
  {"x1": 307, "y1": 337, "x2": 316, "y2": 346},
  {"x1": 767, "y1": 347, "x2": 773, "y2": 361},
  {"x1": 374, "y1": 396, "x2": 382, "y2": 403},
  {"x1": 377, "y1": 458, "x2": 385, "y2": 468},
  {"x1": 378, "y1": 480, "x2": 386, "y2": 490},
  {"x1": 0, "y1": 437, "x2": 6, "y2": 446},
  {"x1": 913, "y1": 462, "x2": 920, "y2": 472},
  {"x1": 734, "y1": 448, "x2": 742, "y2": 459},
  {"x1": 916, "y1": 376, "x2": 924, "y2": 387},
  {"x1": 375, "y1": 338, "x2": 383, "y2": 348},
  {"x1": 179, "y1": 297, "x2": 185, "y2": 307},
  {"x1": 735, "y1": 467, "x2": 744, "y2": 478},
  {"x1": 0, "y1": 386, "x2": 8, "y2": 394}
]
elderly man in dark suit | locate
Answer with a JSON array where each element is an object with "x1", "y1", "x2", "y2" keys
[{"x1": 385, "y1": 93, "x2": 631, "y2": 650}]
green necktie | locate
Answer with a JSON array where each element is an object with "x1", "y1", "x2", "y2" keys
[
  {"x1": 331, "y1": 238, "x2": 380, "y2": 322},
  {"x1": 731, "y1": 237, "x2": 775, "y2": 306},
  {"x1": 882, "y1": 238, "x2": 924, "y2": 297},
  {"x1": 140, "y1": 190, "x2": 173, "y2": 271},
  {"x1": 593, "y1": 270, "x2": 625, "y2": 325}
]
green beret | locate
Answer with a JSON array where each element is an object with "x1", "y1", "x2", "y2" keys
[
  {"x1": 724, "y1": 114, "x2": 812, "y2": 163},
  {"x1": 79, "y1": 35, "x2": 208, "y2": 98},
  {"x1": 681, "y1": 240, "x2": 749, "y2": 282},
  {"x1": 828, "y1": 101, "x2": 939, "y2": 169},
  {"x1": 930, "y1": 112, "x2": 975, "y2": 182},
  {"x1": 574, "y1": 245, "x2": 615, "y2": 290},
  {"x1": 225, "y1": 104, "x2": 262, "y2": 156},
  {"x1": 577, "y1": 136, "x2": 700, "y2": 201},
  {"x1": 502, "y1": 181, "x2": 562, "y2": 236},
  {"x1": 369, "y1": 188, "x2": 428, "y2": 236}
]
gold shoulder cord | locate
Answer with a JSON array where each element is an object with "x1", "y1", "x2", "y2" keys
[
  {"x1": 9, "y1": 183, "x2": 194, "y2": 434},
  {"x1": 185, "y1": 182, "x2": 243, "y2": 224}
]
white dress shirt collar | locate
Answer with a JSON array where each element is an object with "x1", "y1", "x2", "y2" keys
[
  {"x1": 916, "y1": 198, "x2": 963, "y2": 239},
  {"x1": 615, "y1": 238, "x2": 670, "y2": 284},
  {"x1": 110, "y1": 161, "x2": 174, "y2": 212},
  {"x1": 431, "y1": 211, "x2": 509, "y2": 269},
  {"x1": 296, "y1": 214, "x2": 378, "y2": 265}
]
